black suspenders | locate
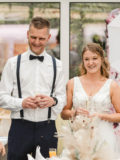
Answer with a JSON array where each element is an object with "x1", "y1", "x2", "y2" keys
[
  {"x1": 48, "y1": 56, "x2": 57, "y2": 121},
  {"x1": 16, "y1": 54, "x2": 57, "y2": 120},
  {"x1": 16, "y1": 54, "x2": 24, "y2": 118}
]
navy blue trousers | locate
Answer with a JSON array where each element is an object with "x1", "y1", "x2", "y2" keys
[{"x1": 7, "y1": 119, "x2": 58, "y2": 160}]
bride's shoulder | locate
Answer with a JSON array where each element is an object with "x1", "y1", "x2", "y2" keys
[
  {"x1": 110, "y1": 79, "x2": 120, "y2": 89},
  {"x1": 110, "y1": 79, "x2": 120, "y2": 95},
  {"x1": 67, "y1": 78, "x2": 74, "y2": 86},
  {"x1": 67, "y1": 77, "x2": 76, "y2": 92},
  {"x1": 67, "y1": 76, "x2": 80, "y2": 85}
]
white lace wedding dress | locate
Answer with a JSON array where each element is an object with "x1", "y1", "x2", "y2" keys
[
  {"x1": 28, "y1": 77, "x2": 120, "y2": 160},
  {"x1": 73, "y1": 77, "x2": 120, "y2": 157}
]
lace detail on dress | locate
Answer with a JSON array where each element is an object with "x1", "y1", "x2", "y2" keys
[
  {"x1": 72, "y1": 77, "x2": 120, "y2": 155},
  {"x1": 73, "y1": 77, "x2": 113, "y2": 114}
]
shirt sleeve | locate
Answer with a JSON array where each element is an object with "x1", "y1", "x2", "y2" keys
[
  {"x1": 0, "y1": 58, "x2": 23, "y2": 111},
  {"x1": 52, "y1": 60, "x2": 67, "y2": 116}
]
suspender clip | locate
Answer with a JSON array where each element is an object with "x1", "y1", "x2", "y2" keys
[{"x1": 48, "y1": 119, "x2": 51, "y2": 124}]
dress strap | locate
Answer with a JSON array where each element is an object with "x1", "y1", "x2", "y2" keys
[
  {"x1": 73, "y1": 77, "x2": 85, "y2": 95},
  {"x1": 103, "y1": 79, "x2": 113, "y2": 92}
]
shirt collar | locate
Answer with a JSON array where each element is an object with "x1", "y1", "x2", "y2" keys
[{"x1": 28, "y1": 48, "x2": 46, "y2": 57}]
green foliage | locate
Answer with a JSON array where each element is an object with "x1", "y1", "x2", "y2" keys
[
  {"x1": 70, "y1": 3, "x2": 120, "y2": 78},
  {"x1": 71, "y1": 2, "x2": 120, "y2": 13},
  {"x1": 0, "y1": 2, "x2": 60, "y2": 28},
  {"x1": 70, "y1": 2, "x2": 120, "y2": 54},
  {"x1": 1, "y1": 2, "x2": 59, "y2": 9}
]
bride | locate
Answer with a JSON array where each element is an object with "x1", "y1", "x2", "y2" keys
[{"x1": 61, "y1": 43, "x2": 120, "y2": 156}]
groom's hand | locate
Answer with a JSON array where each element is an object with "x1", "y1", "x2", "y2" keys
[
  {"x1": 35, "y1": 94, "x2": 55, "y2": 108},
  {"x1": 22, "y1": 97, "x2": 38, "y2": 109}
]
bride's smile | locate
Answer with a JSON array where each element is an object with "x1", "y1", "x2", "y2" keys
[{"x1": 83, "y1": 50, "x2": 102, "y2": 74}]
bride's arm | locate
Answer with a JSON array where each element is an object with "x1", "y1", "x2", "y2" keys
[
  {"x1": 95, "y1": 81, "x2": 120, "y2": 122},
  {"x1": 61, "y1": 79, "x2": 76, "y2": 120}
]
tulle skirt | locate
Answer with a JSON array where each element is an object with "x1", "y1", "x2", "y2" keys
[{"x1": 97, "y1": 120, "x2": 120, "y2": 158}]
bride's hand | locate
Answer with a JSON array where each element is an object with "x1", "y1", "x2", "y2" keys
[
  {"x1": 89, "y1": 112, "x2": 99, "y2": 118},
  {"x1": 75, "y1": 108, "x2": 89, "y2": 117}
]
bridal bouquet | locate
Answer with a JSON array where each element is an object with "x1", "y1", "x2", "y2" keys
[
  {"x1": 59, "y1": 115, "x2": 115, "y2": 160},
  {"x1": 28, "y1": 115, "x2": 119, "y2": 160}
]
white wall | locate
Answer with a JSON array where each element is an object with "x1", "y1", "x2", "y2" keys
[{"x1": 108, "y1": 14, "x2": 120, "y2": 72}]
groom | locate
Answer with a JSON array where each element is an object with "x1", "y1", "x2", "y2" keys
[{"x1": 0, "y1": 17, "x2": 66, "y2": 160}]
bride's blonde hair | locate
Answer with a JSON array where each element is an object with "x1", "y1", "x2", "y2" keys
[{"x1": 80, "y1": 43, "x2": 110, "y2": 78}]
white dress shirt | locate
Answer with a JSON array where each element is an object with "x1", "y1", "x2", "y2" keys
[{"x1": 0, "y1": 49, "x2": 66, "y2": 122}]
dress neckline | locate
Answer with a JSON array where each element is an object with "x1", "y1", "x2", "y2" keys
[{"x1": 78, "y1": 77, "x2": 109, "y2": 98}]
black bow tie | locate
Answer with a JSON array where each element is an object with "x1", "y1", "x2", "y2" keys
[{"x1": 29, "y1": 55, "x2": 44, "y2": 62}]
